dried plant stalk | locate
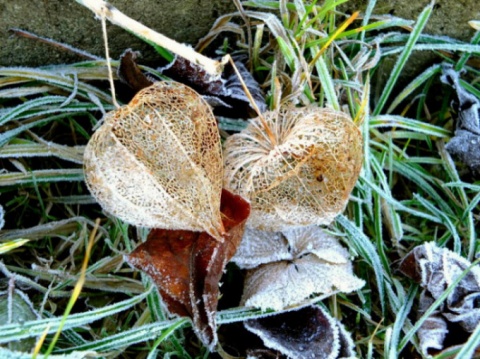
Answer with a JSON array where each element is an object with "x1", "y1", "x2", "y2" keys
[
  {"x1": 84, "y1": 81, "x2": 225, "y2": 239},
  {"x1": 75, "y1": 0, "x2": 224, "y2": 77},
  {"x1": 224, "y1": 106, "x2": 363, "y2": 231}
]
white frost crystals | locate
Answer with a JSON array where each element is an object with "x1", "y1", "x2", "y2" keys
[{"x1": 232, "y1": 225, "x2": 365, "y2": 311}]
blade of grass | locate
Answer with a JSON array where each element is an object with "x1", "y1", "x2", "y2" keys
[
  {"x1": 386, "y1": 64, "x2": 441, "y2": 113},
  {"x1": 0, "y1": 238, "x2": 30, "y2": 254},
  {"x1": 453, "y1": 323, "x2": 480, "y2": 359},
  {"x1": 373, "y1": 1, "x2": 435, "y2": 115},
  {"x1": 0, "y1": 288, "x2": 152, "y2": 343},
  {"x1": 40, "y1": 219, "x2": 100, "y2": 357},
  {"x1": 336, "y1": 214, "x2": 386, "y2": 314},
  {"x1": 0, "y1": 169, "x2": 84, "y2": 187}
]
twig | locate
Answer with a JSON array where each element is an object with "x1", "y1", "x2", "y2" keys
[
  {"x1": 100, "y1": 13, "x2": 120, "y2": 108},
  {"x1": 9, "y1": 28, "x2": 102, "y2": 61},
  {"x1": 75, "y1": 0, "x2": 226, "y2": 78}
]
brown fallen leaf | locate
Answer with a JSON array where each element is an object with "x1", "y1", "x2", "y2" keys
[
  {"x1": 398, "y1": 242, "x2": 480, "y2": 355},
  {"x1": 125, "y1": 189, "x2": 250, "y2": 350},
  {"x1": 244, "y1": 305, "x2": 357, "y2": 359},
  {"x1": 117, "y1": 49, "x2": 154, "y2": 93}
]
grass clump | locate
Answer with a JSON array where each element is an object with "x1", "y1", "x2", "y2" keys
[{"x1": 1, "y1": 0, "x2": 480, "y2": 358}]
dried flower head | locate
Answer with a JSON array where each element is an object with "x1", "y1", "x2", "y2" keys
[
  {"x1": 84, "y1": 81, "x2": 225, "y2": 239},
  {"x1": 223, "y1": 106, "x2": 363, "y2": 231},
  {"x1": 233, "y1": 226, "x2": 365, "y2": 311}
]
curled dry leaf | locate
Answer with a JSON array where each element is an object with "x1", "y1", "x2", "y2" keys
[
  {"x1": 125, "y1": 189, "x2": 250, "y2": 350},
  {"x1": 117, "y1": 49, "x2": 266, "y2": 118},
  {"x1": 84, "y1": 81, "x2": 225, "y2": 240},
  {"x1": 224, "y1": 106, "x2": 363, "y2": 231},
  {"x1": 441, "y1": 64, "x2": 480, "y2": 177},
  {"x1": 160, "y1": 55, "x2": 267, "y2": 118},
  {"x1": 233, "y1": 226, "x2": 365, "y2": 310},
  {"x1": 117, "y1": 49, "x2": 154, "y2": 93},
  {"x1": 244, "y1": 305, "x2": 357, "y2": 359},
  {"x1": 398, "y1": 242, "x2": 480, "y2": 355}
]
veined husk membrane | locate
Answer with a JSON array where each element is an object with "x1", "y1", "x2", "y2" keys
[
  {"x1": 224, "y1": 106, "x2": 363, "y2": 231},
  {"x1": 83, "y1": 81, "x2": 225, "y2": 240}
]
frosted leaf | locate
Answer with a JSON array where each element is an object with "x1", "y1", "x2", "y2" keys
[
  {"x1": 224, "y1": 106, "x2": 363, "y2": 231},
  {"x1": 233, "y1": 225, "x2": 350, "y2": 269},
  {"x1": 441, "y1": 64, "x2": 480, "y2": 177},
  {"x1": 398, "y1": 241, "x2": 480, "y2": 355},
  {"x1": 84, "y1": 81, "x2": 225, "y2": 239},
  {"x1": 244, "y1": 305, "x2": 357, "y2": 359},
  {"x1": 416, "y1": 292, "x2": 448, "y2": 355},
  {"x1": 235, "y1": 226, "x2": 364, "y2": 310},
  {"x1": 161, "y1": 56, "x2": 267, "y2": 118},
  {"x1": 0, "y1": 289, "x2": 39, "y2": 352}
]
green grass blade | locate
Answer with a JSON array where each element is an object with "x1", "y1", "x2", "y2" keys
[
  {"x1": 336, "y1": 215, "x2": 386, "y2": 313},
  {"x1": 312, "y1": 55, "x2": 340, "y2": 109},
  {"x1": 373, "y1": 1, "x2": 434, "y2": 115},
  {"x1": 370, "y1": 115, "x2": 450, "y2": 137},
  {"x1": 58, "y1": 318, "x2": 188, "y2": 352},
  {"x1": 453, "y1": 323, "x2": 480, "y2": 359},
  {"x1": 0, "y1": 169, "x2": 84, "y2": 186},
  {"x1": 0, "y1": 290, "x2": 151, "y2": 344},
  {"x1": 0, "y1": 141, "x2": 85, "y2": 164},
  {"x1": 455, "y1": 31, "x2": 480, "y2": 70},
  {"x1": 0, "y1": 348, "x2": 96, "y2": 359},
  {"x1": 386, "y1": 64, "x2": 441, "y2": 113},
  {"x1": 0, "y1": 238, "x2": 30, "y2": 254}
]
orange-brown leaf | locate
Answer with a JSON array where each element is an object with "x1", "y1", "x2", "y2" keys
[{"x1": 125, "y1": 189, "x2": 250, "y2": 350}]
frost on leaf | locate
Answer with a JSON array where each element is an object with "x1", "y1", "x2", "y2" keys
[
  {"x1": 398, "y1": 241, "x2": 480, "y2": 355},
  {"x1": 440, "y1": 64, "x2": 480, "y2": 177},
  {"x1": 233, "y1": 226, "x2": 365, "y2": 310},
  {"x1": 223, "y1": 106, "x2": 363, "y2": 231},
  {"x1": 244, "y1": 305, "x2": 357, "y2": 359},
  {"x1": 125, "y1": 189, "x2": 250, "y2": 350},
  {"x1": 117, "y1": 50, "x2": 266, "y2": 118},
  {"x1": 161, "y1": 55, "x2": 267, "y2": 118},
  {"x1": 0, "y1": 289, "x2": 39, "y2": 352},
  {"x1": 83, "y1": 81, "x2": 225, "y2": 240}
]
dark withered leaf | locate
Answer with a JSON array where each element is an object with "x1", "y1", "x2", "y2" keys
[
  {"x1": 441, "y1": 64, "x2": 480, "y2": 177},
  {"x1": 125, "y1": 189, "x2": 250, "y2": 350},
  {"x1": 244, "y1": 305, "x2": 356, "y2": 359},
  {"x1": 117, "y1": 49, "x2": 154, "y2": 92},
  {"x1": 398, "y1": 242, "x2": 480, "y2": 355},
  {"x1": 160, "y1": 55, "x2": 267, "y2": 118}
]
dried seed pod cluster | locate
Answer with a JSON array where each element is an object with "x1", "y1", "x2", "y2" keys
[
  {"x1": 84, "y1": 81, "x2": 225, "y2": 239},
  {"x1": 223, "y1": 106, "x2": 363, "y2": 231}
]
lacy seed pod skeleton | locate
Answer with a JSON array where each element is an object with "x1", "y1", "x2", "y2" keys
[
  {"x1": 224, "y1": 106, "x2": 363, "y2": 231},
  {"x1": 84, "y1": 81, "x2": 225, "y2": 240}
]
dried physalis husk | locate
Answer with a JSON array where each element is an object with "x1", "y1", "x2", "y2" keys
[
  {"x1": 223, "y1": 106, "x2": 363, "y2": 231},
  {"x1": 84, "y1": 81, "x2": 225, "y2": 239}
]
